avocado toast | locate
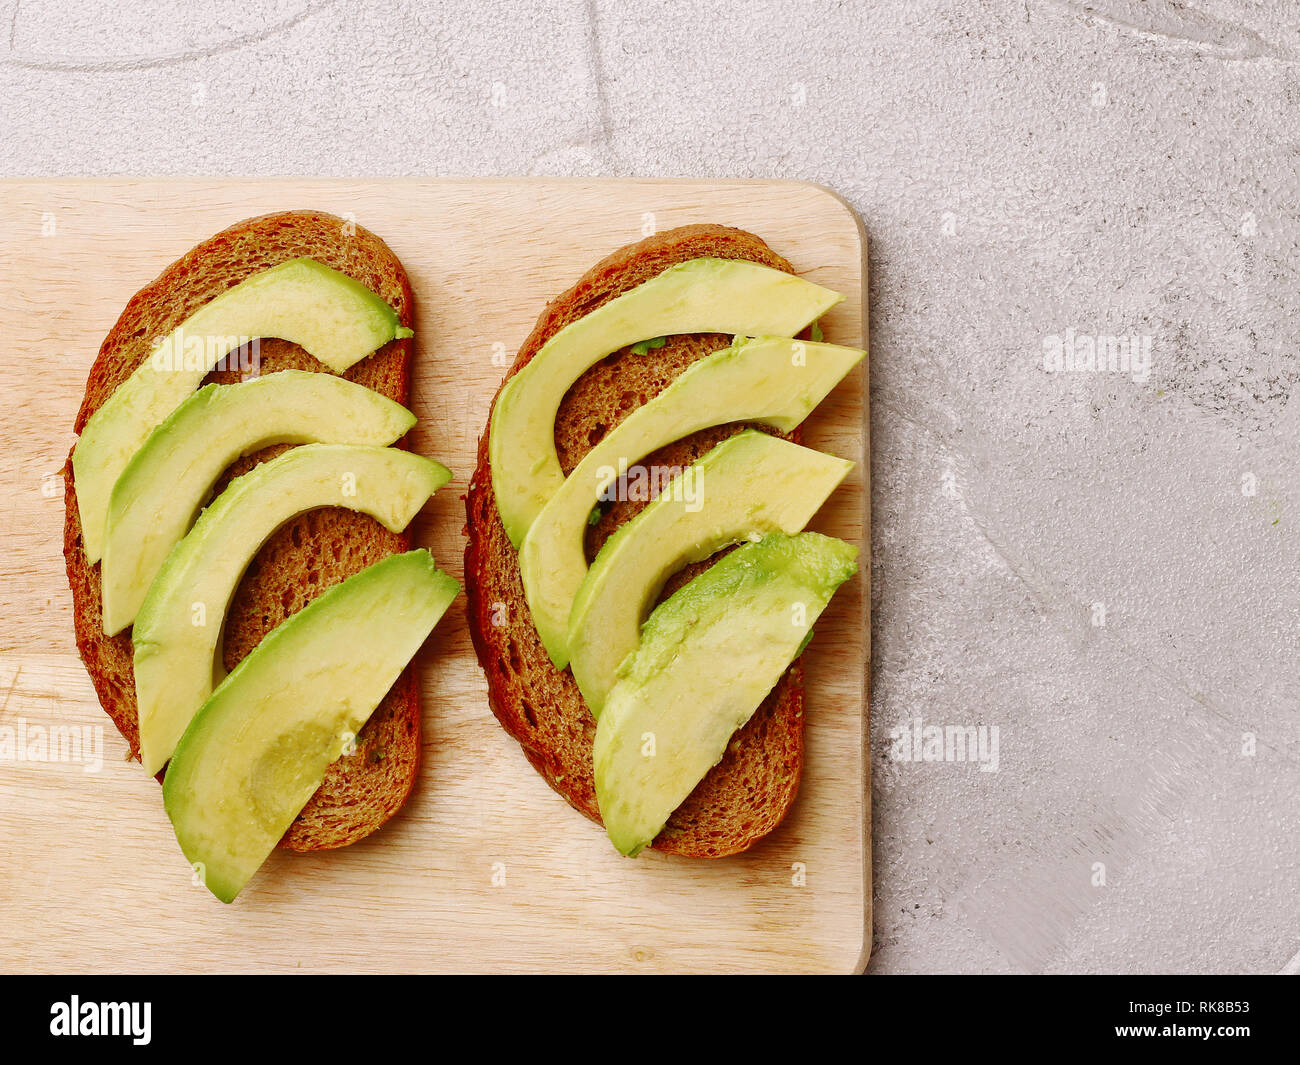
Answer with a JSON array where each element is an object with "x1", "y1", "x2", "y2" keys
[
  {"x1": 63, "y1": 210, "x2": 438, "y2": 855},
  {"x1": 465, "y1": 224, "x2": 862, "y2": 857}
]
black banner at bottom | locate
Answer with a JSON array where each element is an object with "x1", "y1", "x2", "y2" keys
[{"x1": 0, "y1": 973, "x2": 1292, "y2": 1052}]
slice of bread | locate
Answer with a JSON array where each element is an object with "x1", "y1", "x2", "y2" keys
[
  {"x1": 63, "y1": 210, "x2": 421, "y2": 852},
  {"x1": 465, "y1": 224, "x2": 809, "y2": 858}
]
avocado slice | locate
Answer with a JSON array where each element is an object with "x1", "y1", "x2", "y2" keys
[
  {"x1": 594, "y1": 531, "x2": 857, "y2": 856},
  {"x1": 100, "y1": 370, "x2": 416, "y2": 636},
  {"x1": 72, "y1": 258, "x2": 412, "y2": 563},
  {"x1": 519, "y1": 336, "x2": 864, "y2": 666},
  {"x1": 567, "y1": 429, "x2": 853, "y2": 717},
  {"x1": 488, "y1": 258, "x2": 843, "y2": 547},
  {"x1": 163, "y1": 549, "x2": 459, "y2": 902},
  {"x1": 134, "y1": 443, "x2": 450, "y2": 776}
]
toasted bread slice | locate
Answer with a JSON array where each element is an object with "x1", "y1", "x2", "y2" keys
[
  {"x1": 63, "y1": 209, "x2": 421, "y2": 852},
  {"x1": 465, "y1": 224, "x2": 809, "y2": 858}
]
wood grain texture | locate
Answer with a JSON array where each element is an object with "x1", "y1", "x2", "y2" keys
[{"x1": 0, "y1": 179, "x2": 869, "y2": 974}]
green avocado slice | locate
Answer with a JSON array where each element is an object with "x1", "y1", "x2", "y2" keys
[
  {"x1": 163, "y1": 549, "x2": 459, "y2": 902},
  {"x1": 101, "y1": 370, "x2": 416, "y2": 636},
  {"x1": 133, "y1": 443, "x2": 450, "y2": 776},
  {"x1": 594, "y1": 531, "x2": 857, "y2": 856},
  {"x1": 567, "y1": 429, "x2": 853, "y2": 717},
  {"x1": 488, "y1": 258, "x2": 843, "y2": 547},
  {"x1": 72, "y1": 258, "x2": 412, "y2": 563},
  {"x1": 519, "y1": 336, "x2": 864, "y2": 666}
]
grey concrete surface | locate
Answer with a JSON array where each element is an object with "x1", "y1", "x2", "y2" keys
[{"x1": 2, "y1": 0, "x2": 1296, "y2": 974}]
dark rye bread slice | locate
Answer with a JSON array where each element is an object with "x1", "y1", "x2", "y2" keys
[
  {"x1": 465, "y1": 224, "x2": 808, "y2": 858},
  {"x1": 63, "y1": 210, "x2": 421, "y2": 852}
]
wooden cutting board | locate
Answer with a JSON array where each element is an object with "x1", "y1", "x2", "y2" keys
[{"x1": 0, "y1": 179, "x2": 869, "y2": 974}]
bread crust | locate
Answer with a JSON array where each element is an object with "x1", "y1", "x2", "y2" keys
[
  {"x1": 464, "y1": 224, "x2": 808, "y2": 859},
  {"x1": 63, "y1": 210, "x2": 421, "y2": 852}
]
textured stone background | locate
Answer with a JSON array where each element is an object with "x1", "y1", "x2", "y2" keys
[{"x1": 2, "y1": 0, "x2": 1296, "y2": 974}]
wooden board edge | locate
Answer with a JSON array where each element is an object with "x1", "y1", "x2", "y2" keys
[
  {"x1": 778, "y1": 180, "x2": 872, "y2": 975},
  {"x1": 818, "y1": 181, "x2": 872, "y2": 975}
]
